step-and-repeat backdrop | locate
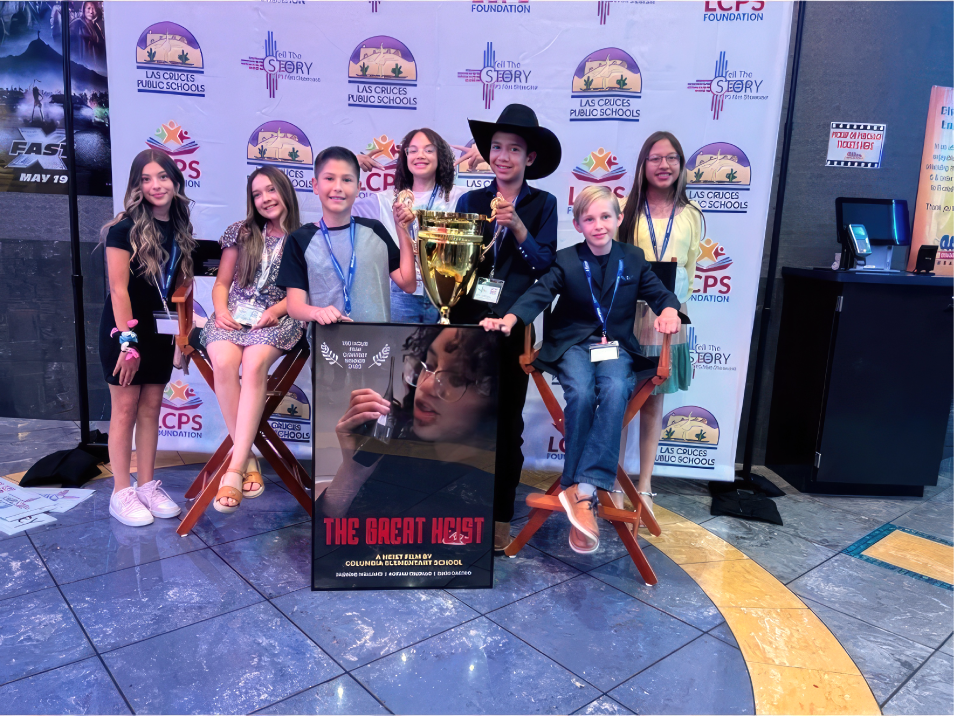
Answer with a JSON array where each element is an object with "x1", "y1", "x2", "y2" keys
[{"x1": 105, "y1": 0, "x2": 792, "y2": 481}]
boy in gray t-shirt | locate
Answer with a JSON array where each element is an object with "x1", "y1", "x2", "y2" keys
[{"x1": 278, "y1": 146, "x2": 416, "y2": 323}]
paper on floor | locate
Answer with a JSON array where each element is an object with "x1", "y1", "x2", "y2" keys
[
  {"x1": 0, "y1": 482, "x2": 58, "y2": 521},
  {"x1": 0, "y1": 512, "x2": 56, "y2": 535},
  {"x1": 26, "y1": 487, "x2": 95, "y2": 513}
]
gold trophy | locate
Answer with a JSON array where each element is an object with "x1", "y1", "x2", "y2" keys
[{"x1": 395, "y1": 190, "x2": 491, "y2": 325}]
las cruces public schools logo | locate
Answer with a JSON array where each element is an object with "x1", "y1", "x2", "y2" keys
[
  {"x1": 687, "y1": 51, "x2": 767, "y2": 120},
  {"x1": 703, "y1": 0, "x2": 766, "y2": 22},
  {"x1": 269, "y1": 384, "x2": 311, "y2": 443},
  {"x1": 686, "y1": 142, "x2": 750, "y2": 214},
  {"x1": 147, "y1": 120, "x2": 200, "y2": 188},
  {"x1": 160, "y1": 380, "x2": 203, "y2": 437},
  {"x1": 570, "y1": 48, "x2": 641, "y2": 122},
  {"x1": 567, "y1": 148, "x2": 628, "y2": 214},
  {"x1": 246, "y1": 120, "x2": 314, "y2": 193},
  {"x1": 241, "y1": 31, "x2": 318, "y2": 100},
  {"x1": 348, "y1": 36, "x2": 418, "y2": 110},
  {"x1": 691, "y1": 237, "x2": 733, "y2": 304},
  {"x1": 135, "y1": 22, "x2": 205, "y2": 97},
  {"x1": 458, "y1": 42, "x2": 536, "y2": 111},
  {"x1": 655, "y1": 405, "x2": 719, "y2": 470},
  {"x1": 687, "y1": 326, "x2": 736, "y2": 376}
]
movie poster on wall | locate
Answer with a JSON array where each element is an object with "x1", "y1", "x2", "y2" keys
[
  {"x1": 105, "y1": 1, "x2": 793, "y2": 482},
  {"x1": 0, "y1": 1, "x2": 111, "y2": 194},
  {"x1": 907, "y1": 85, "x2": 953, "y2": 275},
  {"x1": 311, "y1": 323, "x2": 498, "y2": 591}
]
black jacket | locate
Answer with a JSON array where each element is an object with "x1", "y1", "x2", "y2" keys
[
  {"x1": 509, "y1": 241, "x2": 683, "y2": 371},
  {"x1": 450, "y1": 180, "x2": 558, "y2": 323}
]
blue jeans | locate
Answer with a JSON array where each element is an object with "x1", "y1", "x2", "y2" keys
[
  {"x1": 390, "y1": 283, "x2": 440, "y2": 324},
  {"x1": 554, "y1": 344, "x2": 637, "y2": 492}
]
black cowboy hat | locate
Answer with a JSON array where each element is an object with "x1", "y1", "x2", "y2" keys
[{"x1": 468, "y1": 104, "x2": 562, "y2": 180}]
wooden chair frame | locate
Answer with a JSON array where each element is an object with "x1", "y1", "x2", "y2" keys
[
  {"x1": 504, "y1": 324, "x2": 670, "y2": 585},
  {"x1": 171, "y1": 281, "x2": 313, "y2": 537}
]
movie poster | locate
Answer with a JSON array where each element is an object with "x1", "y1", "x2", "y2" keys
[
  {"x1": 311, "y1": 323, "x2": 498, "y2": 591},
  {"x1": 0, "y1": 1, "x2": 110, "y2": 194}
]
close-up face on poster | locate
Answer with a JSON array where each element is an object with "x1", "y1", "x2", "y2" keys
[
  {"x1": 0, "y1": 1, "x2": 111, "y2": 195},
  {"x1": 311, "y1": 324, "x2": 499, "y2": 591}
]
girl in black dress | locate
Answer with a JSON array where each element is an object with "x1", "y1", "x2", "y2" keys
[{"x1": 99, "y1": 150, "x2": 196, "y2": 527}]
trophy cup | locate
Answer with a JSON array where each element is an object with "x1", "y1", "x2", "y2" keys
[{"x1": 395, "y1": 190, "x2": 490, "y2": 325}]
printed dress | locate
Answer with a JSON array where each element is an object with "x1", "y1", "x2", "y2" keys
[{"x1": 200, "y1": 221, "x2": 304, "y2": 351}]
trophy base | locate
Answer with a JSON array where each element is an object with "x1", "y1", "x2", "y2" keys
[{"x1": 438, "y1": 306, "x2": 451, "y2": 325}]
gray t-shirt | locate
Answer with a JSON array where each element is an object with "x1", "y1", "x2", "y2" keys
[{"x1": 277, "y1": 217, "x2": 400, "y2": 322}]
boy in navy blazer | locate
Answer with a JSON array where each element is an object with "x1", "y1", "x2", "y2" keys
[{"x1": 480, "y1": 186, "x2": 682, "y2": 554}]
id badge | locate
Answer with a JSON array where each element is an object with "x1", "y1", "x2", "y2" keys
[
  {"x1": 153, "y1": 311, "x2": 178, "y2": 335},
  {"x1": 232, "y1": 301, "x2": 264, "y2": 327},
  {"x1": 473, "y1": 277, "x2": 504, "y2": 304},
  {"x1": 589, "y1": 341, "x2": 620, "y2": 362},
  {"x1": 413, "y1": 264, "x2": 425, "y2": 297}
]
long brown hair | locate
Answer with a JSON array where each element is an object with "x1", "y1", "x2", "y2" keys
[
  {"x1": 234, "y1": 167, "x2": 301, "y2": 288},
  {"x1": 101, "y1": 149, "x2": 196, "y2": 281},
  {"x1": 393, "y1": 128, "x2": 456, "y2": 203},
  {"x1": 618, "y1": 131, "x2": 704, "y2": 247}
]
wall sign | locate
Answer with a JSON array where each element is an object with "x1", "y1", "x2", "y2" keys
[{"x1": 826, "y1": 122, "x2": 886, "y2": 168}]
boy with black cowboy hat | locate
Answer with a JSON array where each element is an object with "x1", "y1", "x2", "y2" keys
[{"x1": 452, "y1": 103, "x2": 561, "y2": 551}]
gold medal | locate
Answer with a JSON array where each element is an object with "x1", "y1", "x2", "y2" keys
[{"x1": 395, "y1": 189, "x2": 415, "y2": 210}]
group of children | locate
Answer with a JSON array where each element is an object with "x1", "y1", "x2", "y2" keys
[{"x1": 99, "y1": 103, "x2": 703, "y2": 555}]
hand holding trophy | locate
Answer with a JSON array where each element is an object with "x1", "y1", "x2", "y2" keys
[{"x1": 393, "y1": 189, "x2": 417, "y2": 234}]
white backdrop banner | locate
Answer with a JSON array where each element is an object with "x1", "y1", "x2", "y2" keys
[{"x1": 106, "y1": 0, "x2": 792, "y2": 479}]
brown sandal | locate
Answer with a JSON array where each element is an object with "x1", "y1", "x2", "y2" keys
[
  {"x1": 243, "y1": 457, "x2": 265, "y2": 499},
  {"x1": 213, "y1": 469, "x2": 245, "y2": 514}
]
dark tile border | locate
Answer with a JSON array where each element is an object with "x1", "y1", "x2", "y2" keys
[{"x1": 842, "y1": 524, "x2": 953, "y2": 591}]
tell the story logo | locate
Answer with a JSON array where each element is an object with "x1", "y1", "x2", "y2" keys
[
  {"x1": 457, "y1": 42, "x2": 536, "y2": 111},
  {"x1": 687, "y1": 51, "x2": 767, "y2": 120},
  {"x1": 241, "y1": 31, "x2": 319, "y2": 99}
]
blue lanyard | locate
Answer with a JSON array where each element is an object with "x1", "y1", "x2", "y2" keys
[
  {"x1": 319, "y1": 218, "x2": 357, "y2": 315},
  {"x1": 643, "y1": 201, "x2": 677, "y2": 261},
  {"x1": 425, "y1": 185, "x2": 439, "y2": 211},
  {"x1": 155, "y1": 241, "x2": 179, "y2": 304},
  {"x1": 582, "y1": 258, "x2": 624, "y2": 338}
]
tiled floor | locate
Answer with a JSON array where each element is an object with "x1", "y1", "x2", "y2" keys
[{"x1": 0, "y1": 418, "x2": 951, "y2": 715}]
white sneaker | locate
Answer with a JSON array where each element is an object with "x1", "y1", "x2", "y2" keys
[
  {"x1": 136, "y1": 480, "x2": 181, "y2": 519},
  {"x1": 109, "y1": 487, "x2": 155, "y2": 527}
]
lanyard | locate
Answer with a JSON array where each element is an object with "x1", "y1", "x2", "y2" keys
[
  {"x1": 643, "y1": 201, "x2": 677, "y2": 262},
  {"x1": 582, "y1": 258, "x2": 624, "y2": 339},
  {"x1": 319, "y1": 218, "x2": 357, "y2": 315},
  {"x1": 256, "y1": 233, "x2": 286, "y2": 292},
  {"x1": 152, "y1": 241, "x2": 179, "y2": 317},
  {"x1": 424, "y1": 185, "x2": 439, "y2": 211}
]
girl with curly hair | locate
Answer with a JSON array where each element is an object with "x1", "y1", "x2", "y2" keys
[
  {"x1": 374, "y1": 128, "x2": 469, "y2": 323},
  {"x1": 98, "y1": 149, "x2": 196, "y2": 527}
]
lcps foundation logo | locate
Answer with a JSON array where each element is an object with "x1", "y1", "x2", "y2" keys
[
  {"x1": 246, "y1": 120, "x2": 314, "y2": 193},
  {"x1": 471, "y1": 0, "x2": 530, "y2": 14},
  {"x1": 691, "y1": 237, "x2": 733, "y2": 304},
  {"x1": 241, "y1": 31, "x2": 319, "y2": 99},
  {"x1": 458, "y1": 42, "x2": 536, "y2": 111},
  {"x1": 567, "y1": 148, "x2": 628, "y2": 214},
  {"x1": 686, "y1": 142, "x2": 750, "y2": 214},
  {"x1": 269, "y1": 384, "x2": 311, "y2": 443},
  {"x1": 703, "y1": 0, "x2": 766, "y2": 22},
  {"x1": 688, "y1": 51, "x2": 767, "y2": 120},
  {"x1": 570, "y1": 48, "x2": 641, "y2": 122},
  {"x1": 146, "y1": 121, "x2": 200, "y2": 188},
  {"x1": 358, "y1": 134, "x2": 399, "y2": 196},
  {"x1": 655, "y1": 405, "x2": 719, "y2": 470},
  {"x1": 135, "y1": 22, "x2": 205, "y2": 97},
  {"x1": 160, "y1": 380, "x2": 203, "y2": 437},
  {"x1": 348, "y1": 36, "x2": 418, "y2": 110}
]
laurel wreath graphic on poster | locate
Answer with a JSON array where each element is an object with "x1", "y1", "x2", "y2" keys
[
  {"x1": 320, "y1": 342, "x2": 342, "y2": 367},
  {"x1": 371, "y1": 345, "x2": 391, "y2": 368}
]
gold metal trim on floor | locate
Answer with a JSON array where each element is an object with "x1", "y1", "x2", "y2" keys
[{"x1": 644, "y1": 506, "x2": 881, "y2": 715}]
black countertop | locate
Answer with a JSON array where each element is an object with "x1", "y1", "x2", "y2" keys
[{"x1": 782, "y1": 267, "x2": 953, "y2": 287}]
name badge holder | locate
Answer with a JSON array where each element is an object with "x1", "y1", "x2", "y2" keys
[
  {"x1": 232, "y1": 301, "x2": 264, "y2": 327},
  {"x1": 583, "y1": 258, "x2": 624, "y2": 363},
  {"x1": 152, "y1": 243, "x2": 180, "y2": 336},
  {"x1": 473, "y1": 206, "x2": 506, "y2": 304}
]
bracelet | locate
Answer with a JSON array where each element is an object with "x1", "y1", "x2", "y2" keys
[{"x1": 122, "y1": 347, "x2": 140, "y2": 361}]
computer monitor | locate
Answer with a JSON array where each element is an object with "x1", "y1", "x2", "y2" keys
[{"x1": 835, "y1": 198, "x2": 910, "y2": 246}]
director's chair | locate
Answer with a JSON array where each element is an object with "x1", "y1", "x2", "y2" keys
[
  {"x1": 171, "y1": 281, "x2": 313, "y2": 537},
  {"x1": 504, "y1": 324, "x2": 670, "y2": 585}
]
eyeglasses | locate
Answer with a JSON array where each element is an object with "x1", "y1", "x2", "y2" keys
[
  {"x1": 405, "y1": 146, "x2": 436, "y2": 157},
  {"x1": 403, "y1": 358, "x2": 473, "y2": 403},
  {"x1": 646, "y1": 154, "x2": 681, "y2": 166}
]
